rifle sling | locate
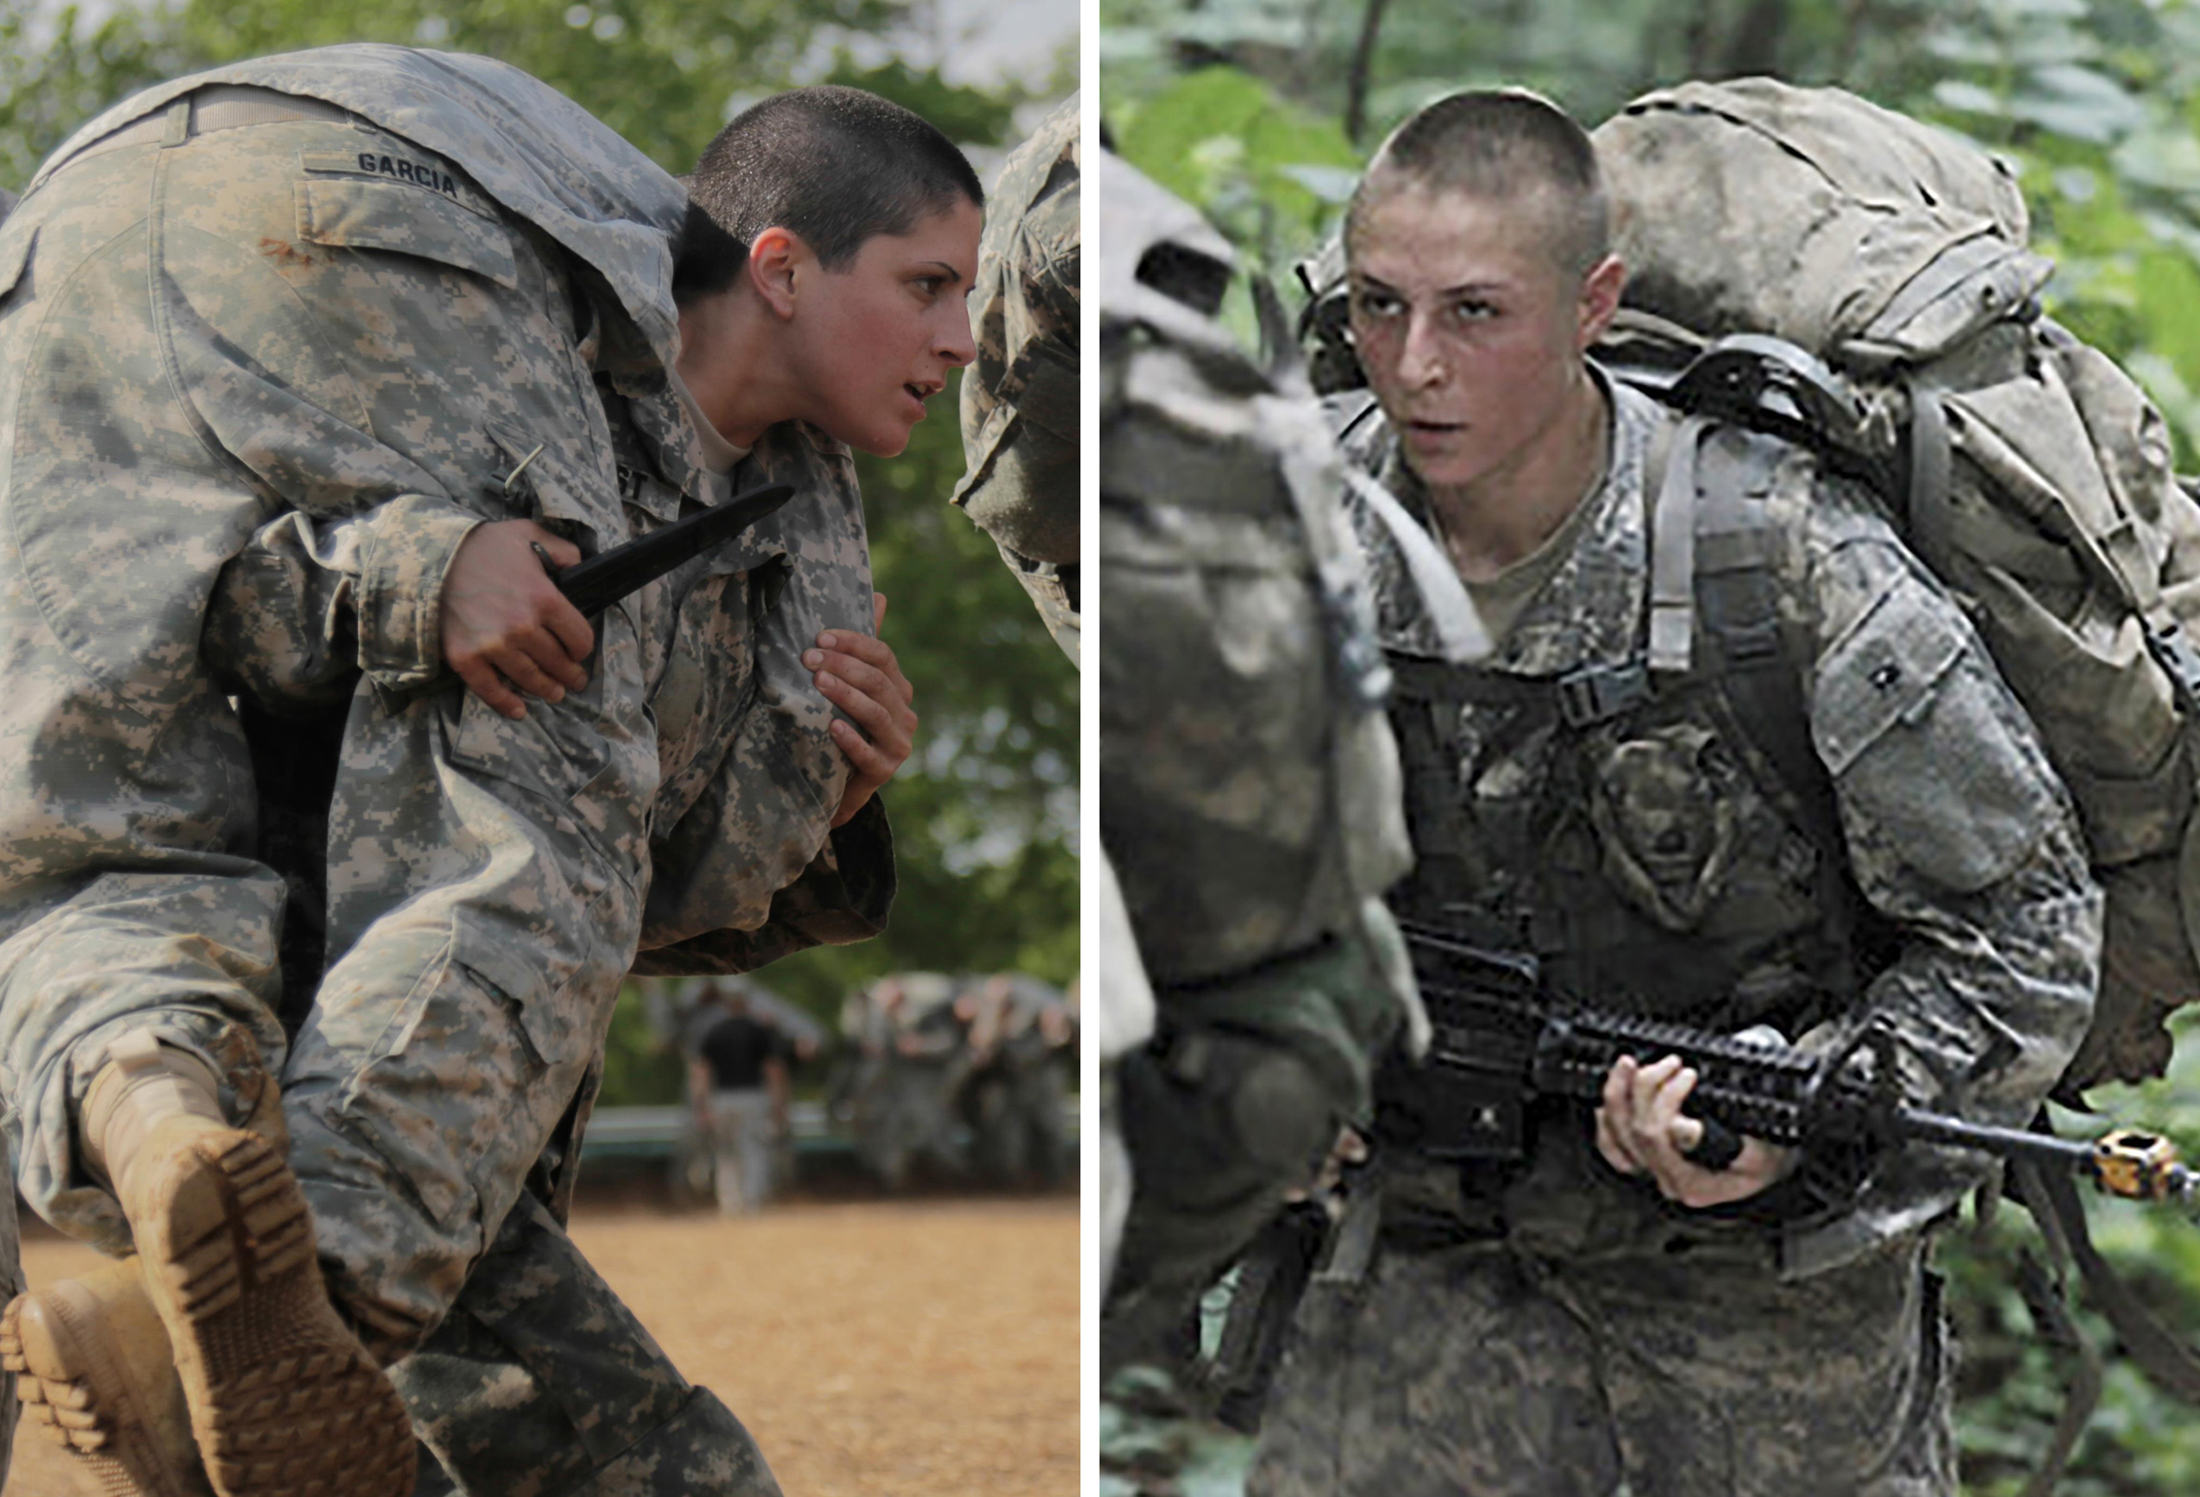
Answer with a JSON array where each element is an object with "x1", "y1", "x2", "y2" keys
[
  {"x1": 1315, "y1": 1155, "x2": 1384, "y2": 1287},
  {"x1": 2008, "y1": 1158, "x2": 2103, "y2": 1497},
  {"x1": 2022, "y1": 1147, "x2": 2200, "y2": 1406}
]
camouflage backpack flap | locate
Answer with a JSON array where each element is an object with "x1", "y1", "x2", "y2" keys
[
  {"x1": 1591, "y1": 78, "x2": 2200, "y2": 1093},
  {"x1": 1099, "y1": 155, "x2": 1413, "y2": 988},
  {"x1": 1596, "y1": 78, "x2": 2046, "y2": 361}
]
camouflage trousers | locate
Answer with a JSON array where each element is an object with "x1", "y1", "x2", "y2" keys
[
  {"x1": 852, "y1": 1056, "x2": 970, "y2": 1189},
  {"x1": 0, "y1": 100, "x2": 767, "y2": 1494},
  {"x1": 966, "y1": 1051, "x2": 1070, "y2": 1184},
  {"x1": 1247, "y1": 1221, "x2": 1955, "y2": 1497},
  {"x1": 398, "y1": 1189, "x2": 781, "y2": 1497}
]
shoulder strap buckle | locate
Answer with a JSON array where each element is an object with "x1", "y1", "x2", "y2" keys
[{"x1": 1556, "y1": 660, "x2": 1653, "y2": 728}]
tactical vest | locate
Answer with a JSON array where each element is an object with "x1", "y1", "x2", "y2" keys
[{"x1": 1352, "y1": 396, "x2": 1891, "y2": 1039}]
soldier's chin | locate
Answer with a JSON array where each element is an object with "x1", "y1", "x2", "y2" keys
[{"x1": 833, "y1": 414, "x2": 915, "y2": 459}]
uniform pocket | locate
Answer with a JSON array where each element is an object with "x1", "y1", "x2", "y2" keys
[
  {"x1": 296, "y1": 177, "x2": 517, "y2": 288},
  {"x1": 486, "y1": 420, "x2": 624, "y2": 546},
  {"x1": 1813, "y1": 573, "x2": 2055, "y2": 892}
]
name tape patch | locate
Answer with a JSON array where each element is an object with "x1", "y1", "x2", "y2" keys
[{"x1": 301, "y1": 148, "x2": 494, "y2": 219}]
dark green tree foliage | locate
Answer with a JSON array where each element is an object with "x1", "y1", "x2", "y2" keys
[
  {"x1": 0, "y1": 0, "x2": 1079, "y2": 1040},
  {"x1": 1101, "y1": 1, "x2": 2200, "y2": 1490}
]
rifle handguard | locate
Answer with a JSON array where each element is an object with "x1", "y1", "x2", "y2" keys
[{"x1": 1681, "y1": 1116, "x2": 1745, "y2": 1172}]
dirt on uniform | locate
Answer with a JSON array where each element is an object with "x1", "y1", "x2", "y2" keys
[{"x1": 8, "y1": 1196, "x2": 1079, "y2": 1497}]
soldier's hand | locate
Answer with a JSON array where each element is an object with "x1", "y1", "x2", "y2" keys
[
  {"x1": 1595, "y1": 1054, "x2": 1796, "y2": 1209},
  {"x1": 808, "y1": 593, "x2": 918, "y2": 827},
  {"x1": 441, "y1": 520, "x2": 594, "y2": 719}
]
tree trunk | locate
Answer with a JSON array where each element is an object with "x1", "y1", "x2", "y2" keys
[
  {"x1": 1722, "y1": 0, "x2": 1790, "y2": 76},
  {"x1": 1345, "y1": 0, "x2": 1390, "y2": 147}
]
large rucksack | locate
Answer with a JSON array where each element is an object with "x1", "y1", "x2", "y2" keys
[
  {"x1": 1299, "y1": 78, "x2": 2200, "y2": 1100},
  {"x1": 1590, "y1": 79, "x2": 2200, "y2": 1100}
]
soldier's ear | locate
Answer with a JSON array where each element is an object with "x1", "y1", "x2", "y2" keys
[
  {"x1": 1577, "y1": 253, "x2": 1625, "y2": 349},
  {"x1": 745, "y1": 225, "x2": 804, "y2": 320}
]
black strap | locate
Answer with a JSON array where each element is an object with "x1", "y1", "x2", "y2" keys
[
  {"x1": 1686, "y1": 428, "x2": 1851, "y2": 871},
  {"x1": 2020, "y1": 1142, "x2": 2200, "y2": 1405},
  {"x1": 2007, "y1": 1158, "x2": 2105, "y2": 1497}
]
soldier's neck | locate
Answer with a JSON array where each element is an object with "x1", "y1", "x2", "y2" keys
[
  {"x1": 1423, "y1": 370, "x2": 1610, "y2": 584},
  {"x1": 673, "y1": 287, "x2": 794, "y2": 449}
]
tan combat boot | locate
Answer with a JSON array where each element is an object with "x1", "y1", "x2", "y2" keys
[
  {"x1": 1, "y1": 1256, "x2": 210, "y2": 1497},
  {"x1": 6, "y1": 1031, "x2": 415, "y2": 1497}
]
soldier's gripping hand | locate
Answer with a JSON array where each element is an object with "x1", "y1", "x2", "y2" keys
[
  {"x1": 808, "y1": 592, "x2": 919, "y2": 827},
  {"x1": 441, "y1": 519, "x2": 594, "y2": 719},
  {"x1": 1595, "y1": 1054, "x2": 1798, "y2": 1209}
]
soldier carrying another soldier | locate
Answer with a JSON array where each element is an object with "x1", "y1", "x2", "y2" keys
[{"x1": 0, "y1": 45, "x2": 966, "y2": 1497}]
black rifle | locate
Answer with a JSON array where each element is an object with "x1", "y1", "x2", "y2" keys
[
  {"x1": 1206, "y1": 920, "x2": 2199, "y2": 1433},
  {"x1": 540, "y1": 480, "x2": 795, "y2": 617},
  {"x1": 1390, "y1": 919, "x2": 2194, "y2": 1201}
]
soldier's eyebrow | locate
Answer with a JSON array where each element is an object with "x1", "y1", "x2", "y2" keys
[
  {"x1": 919, "y1": 260, "x2": 965, "y2": 285},
  {"x1": 1354, "y1": 271, "x2": 1508, "y2": 299}
]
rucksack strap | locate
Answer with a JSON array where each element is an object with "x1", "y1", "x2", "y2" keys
[
  {"x1": 1648, "y1": 415, "x2": 1703, "y2": 675},
  {"x1": 1995, "y1": 1122, "x2": 2200, "y2": 1497},
  {"x1": 1903, "y1": 374, "x2": 1956, "y2": 572},
  {"x1": 1643, "y1": 410, "x2": 1850, "y2": 868}
]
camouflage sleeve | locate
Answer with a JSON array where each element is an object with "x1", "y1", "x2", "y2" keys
[
  {"x1": 204, "y1": 495, "x2": 483, "y2": 704},
  {"x1": 633, "y1": 425, "x2": 893, "y2": 969},
  {"x1": 630, "y1": 797, "x2": 894, "y2": 976},
  {"x1": 1780, "y1": 473, "x2": 2102, "y2": 1274}
]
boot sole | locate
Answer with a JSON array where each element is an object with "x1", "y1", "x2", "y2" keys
[
  {"x1": 2, "y1": 1281, "x2": 204, "y2": 1497},
  {"x1": 136, "y1": 1128, "x2": 414, "y2": 1497}
]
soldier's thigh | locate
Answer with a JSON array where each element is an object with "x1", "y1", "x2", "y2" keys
[
  {"x1": 1249, "y1": 1242, "x2": 1622, "y2": 1497},
  {"x1": 1569, "y1": 1236, "x2": 1954, "y2": 1497}
]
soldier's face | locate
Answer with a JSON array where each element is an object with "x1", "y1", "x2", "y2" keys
[
  {"x1": 1347, "y1": 183, "x2": 1614, "y2": 492},
  {"x1": 793, "y1": 197, "x2": 983, "y2": 457}
]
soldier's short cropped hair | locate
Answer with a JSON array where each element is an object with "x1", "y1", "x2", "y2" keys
[
  {"x1": 674, "y1": 85, "x2": 983, "y2": 301},
  {"x1": 1347, "y1": 89, "x2": 1610, "y2": 279}
]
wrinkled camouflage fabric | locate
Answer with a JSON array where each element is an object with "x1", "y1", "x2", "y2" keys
[
  {"x1": 0, "y1": 45, "x2": 888, "y2": 1496},
  {"x1": 1247, "y1": 375, "x2": 2099, "y2": 1494},
  {"x1": 1251, "y1": 1148, "x2": 1955, "y2": 1497},
  {"x1": 955, "y1": 93, "x2": 1079, "y2": 662},
  {"x1": 398, "y1": 1190, "x2": 783, "y2": 1497}
]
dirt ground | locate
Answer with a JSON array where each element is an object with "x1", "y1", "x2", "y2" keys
[{"x1": 5, "y1": 1195, "x2": 1079, "y2": 1497}]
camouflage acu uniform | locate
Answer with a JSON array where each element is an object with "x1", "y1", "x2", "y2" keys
[
  {"x1": 954, "y1": 94, "x2": 1079, "y2": 663},
  {"x1": 1247, "y1": 376, "x2": 2101, "y2": 1496},
  {"x1": 0, "y1": 44, "x2": 888, "y2": 1494},
  {"x1": 962, "y1": 973, "x2": 1073, "y2": 1185},
  {"x1": 842, "y1": 973, "x2": 974, "y2": 1190}
]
